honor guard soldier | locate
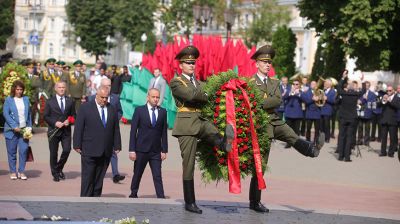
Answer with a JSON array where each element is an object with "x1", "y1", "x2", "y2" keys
[
  {"x1": 41, "y1": 58, "x2": 57, "y2": 98},
  {"x1": 249, "y1": 45, "x2": 324, "y2": 213},
  {"x1": 170, "y1": 46, "x2": 233, "y2": 214},
  {"x1": 25, "y1": 59, "x2": 42, "y2": 125},
  {"x1": 68, "y1": 60, "x2": 86, "y2": 113}
]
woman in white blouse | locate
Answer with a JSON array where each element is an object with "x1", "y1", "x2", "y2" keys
[{"x1": 3, "y1": 80, "x2": 32, "y2": 180}]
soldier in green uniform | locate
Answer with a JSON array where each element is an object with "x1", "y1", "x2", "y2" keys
[
  {"x1": 170, "y1": 46, "x2": 234, "y2": 214},
  {"x1": 41, "y1": 58, "x2": 57, "y2": 98},
  {"x1": 54, "y1": 61, "x2": 69, "y2": 95},
  {"x1": 67, "y1": 60, "x2": 86, "y2": 113},
  {"x1": 24, "y1": 59, "x2": 42, "y2": 125},
  {"x1": 248, "y1": 45, "x2": 325, "y2": 213}
]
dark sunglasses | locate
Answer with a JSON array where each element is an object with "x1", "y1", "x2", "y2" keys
[{"x1": 183, "y1": 61, "x2": 196, "y2": 65}]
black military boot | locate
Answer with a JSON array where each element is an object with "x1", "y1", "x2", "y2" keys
[
  {"x1": 293, "y1": 134, "x2": 324, "y2": 158},
  {"x1": 249, "y1": 177, "x2": 269, "y2": 213},
  {"x1": 183, "y1": 180, "x2": 202, "y2": 214}
]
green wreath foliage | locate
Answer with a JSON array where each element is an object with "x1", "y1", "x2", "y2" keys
[{"x1": 197, "y1": 70, "x2": 270, "y2": 183}]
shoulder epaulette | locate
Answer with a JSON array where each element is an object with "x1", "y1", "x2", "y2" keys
[{"x1": 176, "y1": 76, "x2": 188, "y2": 87}]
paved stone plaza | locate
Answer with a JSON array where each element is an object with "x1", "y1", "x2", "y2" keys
[{"x1": 0, "y1": 125, "x2": 399, "y2": 223}]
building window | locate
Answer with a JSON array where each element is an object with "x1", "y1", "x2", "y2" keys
[
  {"x1": 61, "y1": 44, "x2": 66, "y2": 56},
  {"x1": 24, "y1": 17, "x2": 29, "y2": 29},
  {"x1": 24, "y1": 0, "x2": 29, "y2": 5},
  {"x1": 35, "y1": 44, "x2": 40, "y2": 55},
  {"x1": 52, "y1": 0, "x2": 57, "y2": 5},
  {"x1": 50, "y1": 18, "x2": 55, "y2": 31},
  {"x1": 22, "y1": 44, "x2": 27, "y2": 54},
  {"x1": 49, "y1": 43, "x2": 54, "y2": 56}
]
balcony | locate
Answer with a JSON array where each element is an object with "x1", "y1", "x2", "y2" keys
[{"x1": 29, "y1": 4, "x2": 45, "y2": 14}]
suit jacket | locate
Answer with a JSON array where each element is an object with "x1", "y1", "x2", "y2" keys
[
  {"x1": 129, "y1": 104, "x2": 168, "y2": 153},
  {"x1": 148, "y1": 76, "x2": 167, "y2": 106},
  {"x1": 321, "y1": 88, "x2": 336, "y2": 116},
  {"x1": 283, "y1": 90, "x2": 303, "y2": 119},
  {"x1": 73, "y1": 100, "x2": 121, "y2": 157},
  {"x1": 379, "y1": 94, "x2": 400, "y2": 125},
  {"x1": 43, "y1": 95, "x2": 75, "y2": 137},
  {"x1": 337, "y1": 78, "x2": 366, "y2": 121},
  {"x1": 170, "y1": 75, "x2": 208, "y2": 136},
  {"x1": 3, "y1": 96, "x2": 32, "y2": 140},
  {"x1": 277, "y1": 84, "x2": 290, "y2": 113},
  {"x1": 88, "y1": 94, "x2": 123, "y2": 120},
  {"x1": 111, "y1": 74, "x2": 122, "y2": 95},
  {"x1": 301, "y1": 89, "x2": 321, "y2": 120}
]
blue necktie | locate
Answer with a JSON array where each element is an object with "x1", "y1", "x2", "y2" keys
[
  {"x1": 60, "y1": 97, "x2": 64, "y2": 113},
  {"x1": 151, "y1": 107, "x2": 156, "y2": 127},
  {"x1": 101, "y1": 107, "x2": 106, "y2": 128}
]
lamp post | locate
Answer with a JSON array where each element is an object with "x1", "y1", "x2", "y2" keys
[
  {"x1": 193, "y1": 4, "x2": 212, "y2": 35},
  {"x1": 141, "y1": 33, "x2": 147, "y2": 53},
  {"x1": 224, "y1": 8, "x2": 235, "y2": 40}
]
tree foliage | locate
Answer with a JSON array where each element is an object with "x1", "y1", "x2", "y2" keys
[
  {"x1": 66, "y1": 0, "x2": 115, "y2": 60},
  {"x1": 271, "y1": 25, "x2": 296, "y2": 78},
  {"x1": 244, "y1": 0, "x2": 290, "y2": 47},
  {"x1": 299, "y1": 0, "x2": 400, "y2": 72},
  {"x1": 311, "y1": 40, "x2": 324, "y2": 80},
  {"x1": 0, "y1": 0, "x2": 14, "y2": 50},
  {"x1": 66, "y1": 0, "x2": 158, "y2": 59},
  {"x1": 111, "y1": 0, "x2": 157, "y2": 52}
]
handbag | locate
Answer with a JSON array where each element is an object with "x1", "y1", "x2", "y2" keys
[{"x1": 26, "y1": 146, "x2": 34, "y2": 162}]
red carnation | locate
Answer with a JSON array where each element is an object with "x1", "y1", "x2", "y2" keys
[
  {"x1": 237, "y1": 138, "x2": 243, "y2": 144},
  {"x1": 121, "y1": 117, "x2": 128, "y2": 124},
  {"x1": 242, "y1": 109, "x2": 248, "y2": 115},
  {"x1": 213, "y1": 119, "x2": 217, "y2": 124},
  {"x1": 215, "y1": 105, "x2": 220, "y2": 112},
  {"x1": 216, "y1": 98, "x2": 221, "y2": 103},
  {"x1": 238, "y1": 95, "x2": 244, "y2": 100},
  {"x1": 253, "y1": 101, "x2": 257, "y2": 107},
  {"x1": 214, "y1": 112, "x2": 219, "y2": 118},
  {"x1": 216, "y1": 90, "x2": 222, "y2": 96},
  {"x1": 241, "y1": 102, "x2": 247, "y2": 108},
  {"x1": 235, "y1": 107, "x2": 241, "y2": 113},
  {"x1": 239, "y1": 148, "x2": 244, "y2": 154},
  {"x1": 237, "y1": 128, "x2": 243, "y2": 135},
  {"x1": 67, "y1": 116, "x2": 75, "y2": 124},
  {"x1": 241, "y1": 164, "x2": 247, "y2": 169},
  {"x1": 244, "y1": 137, "x2": 249, "y2": 142},
  {"x1": 239, "y1": 118, "x2": 244, "y2": 124},
  {"x1": 243, "y1": 145, "x2": 249, "y2": 150},
  {"x1": 250, "y1": 93, "x2": 255, "y2": 98},
  {"x1": 219, "y1": 158, "x2": 225, "y2": 164}
]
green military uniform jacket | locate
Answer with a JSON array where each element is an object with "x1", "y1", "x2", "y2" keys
[
  {"x1": 67, "y1": 70, "x2": 86, "y2": 98},
  {"x1": 170, "y1": 75, "x2": 208, "y2": 136},
  {"x1": 250, "y1": 74, "x2": 285, "y2": 138},
  {"x1": 41, "y1": 69, "x2": 56, "y2": 98},
  {"x1": 27, "y1": 73, "x2": 42, "y2": 102}
]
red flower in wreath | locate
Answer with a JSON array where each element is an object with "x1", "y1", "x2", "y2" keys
[
  {"x1": 239, "y1": 118, "x2": 244, "y2": 124},
  {"x1": 216, "y1": 90, "x2": 222, "y2": 96},
  {"x1": 219, "y1": 158, "x2": 225, "y2": 164},
  {"x1": 215, "y1": 105, "x2": 220, "y2": 112},
  {"x1": 241, "y1": 164, "x2": 247, "y2": 169},
  {"x1": 214, "y1": 112, "x2": 219, "y2": 118},
  {"x1": 216, "y1": 98, "x2": 221, "y2": 103},
  {"x1": 238, "y1": 95, "x2": 244, "y2": 100},
  {"x1": 237, "y1": 128, "x2": 243, "y2": 135},
  {"x1": 250, "y1": 93, "x2": 255, "y2": 98},
  {"x1": 253, "y1": 101, "x2": 257, "y2": 107}
]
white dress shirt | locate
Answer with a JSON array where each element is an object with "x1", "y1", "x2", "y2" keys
[
  {"x1": 14, "y1": 97, "x2": 26, "y2": 128},
  {"x1": 56, "y1": 94, "x2": 65, "y2": 111},
  {"x1": 147, "y1": 103, "x2": 158, "y2": 121},
  {"x1": 96, "y1": 100, "x2": 107, "y2": 123},
  {"x1": 182, "y1": 73, "x2": 196, "y2": 87},
  {"x1": 257, "y1": 73, "x2": 267, "y2": 85}
]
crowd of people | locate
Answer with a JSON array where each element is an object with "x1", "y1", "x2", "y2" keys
[
  {"x1": 277, "y1": 70, "x2": 400, "y2": 161},
  {"x1": 1, "y1": 44, "x2": 399, "y2": 214}
]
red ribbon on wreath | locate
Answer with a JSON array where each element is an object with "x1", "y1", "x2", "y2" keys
[{"x1": 221, "y1": 79, "x2": 266, "y2": 194}]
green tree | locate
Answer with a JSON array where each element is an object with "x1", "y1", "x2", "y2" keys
[
  {"x1": 0, "y1": 0, "x2": 14, "y2": 50},
  {"x1": 311, "y1": 40, "x2": 324, "y2": 80},
  {"x1": 324, "y1": 37, "x2": 346, "y2": 80},
  {"x1": 66, "y1": 0, "x2": 115, "y2": 61},
  {"x1": 161, "y1": 0, "x2": 194, "y2": 38},
  {"x1": 244, "y1": 0, "x2": 290, "y2": 47},
  {"x1": 271, "y1": 25, "x2": 296, "y2": 78},
  {"x1": 299, "y1": 0, "x2": 400, "y2": 72},
  {"x1": 111, "y1": 0, "x2": 157, "y2": 52}
]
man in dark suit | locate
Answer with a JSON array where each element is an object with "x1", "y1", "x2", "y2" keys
[
  {"x1": 148, "y1": 68, "x2": 167, "y2": 106},
  {"x1": 73, "y1": 85, "x2": 121, "y2": 197},
  {"x1": 88, "y1": 78, "x2": 125, "y2": 183},
  {"x1": 128, "y1": 88, "x2": 168, "y2": 198},
  {"x1": 378, "y1": 85, "x2": 400, "y2": 157},
  {"x1": 336, "y1": 73, "x2": 365, "y2": 162},
  {"x1": 44, "y1": 81, "x2": 75, "y2": 182},
  {"x1": 321, "y1": 78, "x2": 336, "y2": 143}
]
